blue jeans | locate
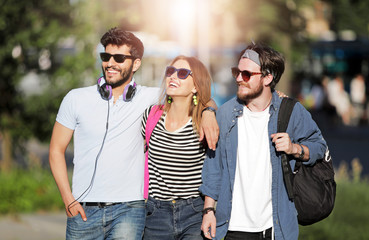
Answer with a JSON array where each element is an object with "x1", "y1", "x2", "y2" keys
[
  {"x1": 66, "y1": 200, "x2": 145, "y2": 240},
  {"x1": 144, "y1": 196, "x2": 205, "y2": 240}
]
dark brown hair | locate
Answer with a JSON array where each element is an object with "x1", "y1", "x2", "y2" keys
[
  {"x1": 238, "y1": 43, "x2": 285, "y2": 90},
  {"x1": 100, "y1": 27, "x2": 144, "y2": 60}
]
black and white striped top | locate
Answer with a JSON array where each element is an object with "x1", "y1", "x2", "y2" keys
[{"x1": 141, "y1": 106, "x2": 206, "y2": 201}]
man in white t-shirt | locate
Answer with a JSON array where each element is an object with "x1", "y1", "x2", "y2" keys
[
  {"x1": 49, "y1": 27, "x2": 218, "y2": 240},
  {"x1": 200, "y1": 43, "x2": 327, "y2": 240}
]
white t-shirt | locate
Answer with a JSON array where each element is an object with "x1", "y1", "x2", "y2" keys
[
  {"x1": 228, "y1": 105, "x2": 273, "y2": 232},
  {"x1": 56, "y1": 83, "x2": 160, "y2": 202}
]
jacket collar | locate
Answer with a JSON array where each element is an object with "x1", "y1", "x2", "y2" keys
[
  {"x1": 232, "y1": 97, "x2": 244, "y2": 117},
  {"x1": 270, "y1": 90, "x2": 283, "y2": 113}
]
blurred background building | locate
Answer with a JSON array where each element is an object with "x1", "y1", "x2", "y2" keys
[{"x1": 1, "y1": 0, "x2": 369, "y2": 174}]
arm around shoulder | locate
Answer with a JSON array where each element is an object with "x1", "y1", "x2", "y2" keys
[{"x1": 199, "y1": 99, "x2": 219, "y2": 150}]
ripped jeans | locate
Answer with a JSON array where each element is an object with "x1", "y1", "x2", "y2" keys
[{"x1": 66, "y1": 200, "x2": 145, "y2": 240}]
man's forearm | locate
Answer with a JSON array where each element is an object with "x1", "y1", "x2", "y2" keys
[
  {"x1": 49, "y1": 152, "x2": 74, "y2": 207},
  {"x1": 204, "y1": 196, "x2": 216, "y2": 209},
  {"x1": 205, "y1": 99, "x2": 217, "y2": 110}
]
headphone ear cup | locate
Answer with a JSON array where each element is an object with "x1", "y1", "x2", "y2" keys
[
  {"x1": 123, "y1": 84, "x2": 136, "y2": 102},
  {"x1": 98, "y1": 83, "x2": 112, "y2": 100}
]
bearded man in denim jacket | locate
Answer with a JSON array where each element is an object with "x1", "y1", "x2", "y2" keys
[{"x1": 199, "y1": 43, "x2": 327, "y2": 240}]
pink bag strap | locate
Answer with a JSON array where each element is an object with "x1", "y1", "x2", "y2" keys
[{"x1": 143, "y1": 105, "x2": 163, "y2": 199}]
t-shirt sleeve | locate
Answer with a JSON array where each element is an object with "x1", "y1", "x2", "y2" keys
[
  {"x1": 55, "y1": 90, "x2": 78, "y2": 130},
  {"x1": 148, "y1": 87, "x2": 161, "y2": 105},
  {"x1": 141, "y1": 105, "x2": 154, "y2": 139}
]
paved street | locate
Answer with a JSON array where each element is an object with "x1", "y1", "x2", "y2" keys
[{"x1": 0, "y1": 212, "x2": 66, "y2": 240}]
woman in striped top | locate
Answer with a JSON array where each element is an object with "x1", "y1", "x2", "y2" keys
[{"x1": 141, "y1": 55, "x2": 213, "y2": 239}]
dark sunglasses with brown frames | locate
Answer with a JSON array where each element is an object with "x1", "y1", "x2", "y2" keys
[{"x1": 231, "y1": 67, "x2": 262, "y2": 82}]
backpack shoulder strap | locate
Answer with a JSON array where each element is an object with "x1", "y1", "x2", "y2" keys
[
  {"x1": 143, "y1": 105, "x2": 163, "y2": 199},
  {"x1": 278, "y1": 97, "x2": 297, "y2": 132},
  {"x1": 145, "y1": 105, "x2": 164, "y2": 145},
  {"x1": 278, "y1": 97, "x2": 298, "y2": 200}
]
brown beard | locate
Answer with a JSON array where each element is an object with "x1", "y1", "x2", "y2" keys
[
  {"x1": 237, "y1": 80, "x2": 263, "y2": 102},
  {"x1": 104, "y1": 63, "x2": 133, "y2": 89}
]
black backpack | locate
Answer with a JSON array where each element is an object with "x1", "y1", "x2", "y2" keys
[{"x1": 277, "y1": 97, "x2": 336, "y2": 226}]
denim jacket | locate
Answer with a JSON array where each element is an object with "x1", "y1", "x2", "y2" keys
[{"x1": 199, "y1": 91, "x2": 327, "y2": 240}]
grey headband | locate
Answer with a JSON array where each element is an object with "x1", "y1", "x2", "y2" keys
[{"x1": 242, "y1": 49, "x2": 260, "y2": 66}]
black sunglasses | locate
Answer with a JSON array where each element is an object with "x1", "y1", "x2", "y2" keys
[
  {"x1": 100, "y1": 52, "x2": 135, "y2": 63},
  {"x1": 165, "y1": 66, "x2": 193, "y2": 79},
  {"x1": 231, "y1": 67, "x2": 262, "y2": 82}
]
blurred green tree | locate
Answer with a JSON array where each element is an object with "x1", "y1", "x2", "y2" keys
[
  {"x1": 0, "y1": 0, "x2": 98, "y2": 171},
  {"x1": 223, "y1": 0, "x2": 315, "y2": 94},
  {"x1": 326, "y1": 0, "x2": 369, "y2": 36}
]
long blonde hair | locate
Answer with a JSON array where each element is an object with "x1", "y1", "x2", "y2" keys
[{"x1": 158, "y1": 56, "x2": 212, "y2": 134}]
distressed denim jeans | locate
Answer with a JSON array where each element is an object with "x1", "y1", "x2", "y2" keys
[{"x1": 66, "y1": 200, "x2": 145, "y2": 240}]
